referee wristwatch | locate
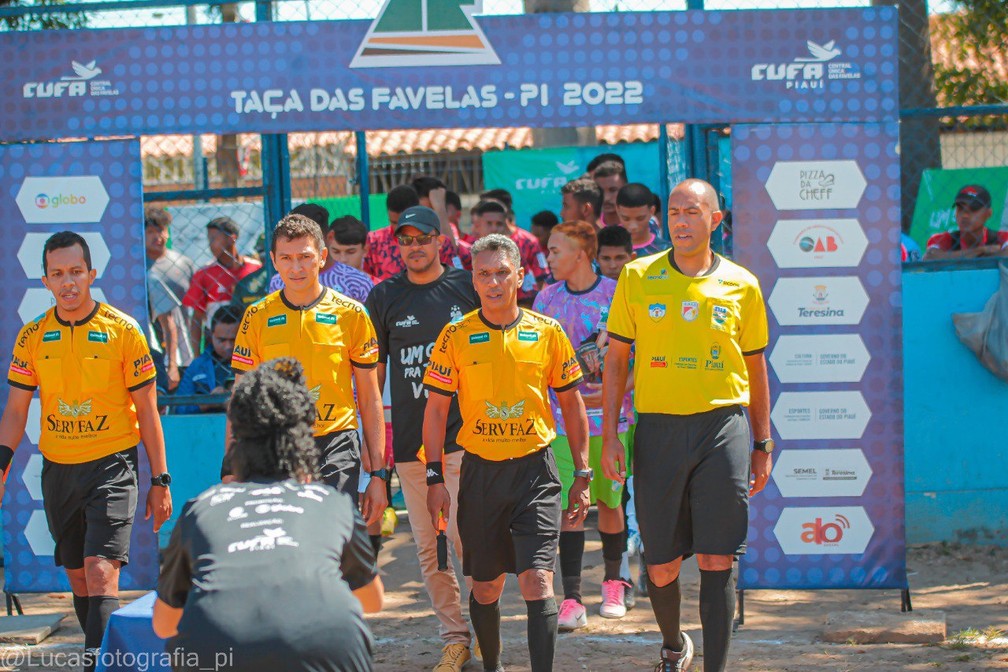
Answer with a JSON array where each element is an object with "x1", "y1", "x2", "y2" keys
[
  {"x1": 369, "y1": 468, "x2": 390, "y2": 481},
  {"x1": 151, "y1": 473, "x2": 172, "y2": 487},
  {"x1": 753, "y1": 439, "x2": 775, "y2": 454},
  {"x1": 573, "y1": 468, "x2": 594, "y2": 482}
]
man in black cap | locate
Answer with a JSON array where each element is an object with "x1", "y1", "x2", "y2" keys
[{"x1": 924, "y1": 184, "x2": 1008, "y2": 260}]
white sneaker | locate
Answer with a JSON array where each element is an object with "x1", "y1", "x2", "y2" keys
[
  {"x1": 557, "y1": 598, "x2": 588, "y2": 631},
  {"x1": 599, "y1": 579, "x2": 629, "y2": 619}
]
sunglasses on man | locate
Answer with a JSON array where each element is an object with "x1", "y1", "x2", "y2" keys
[{"x1": 397, "y1": 233, "x2": 437, "y2": 246}]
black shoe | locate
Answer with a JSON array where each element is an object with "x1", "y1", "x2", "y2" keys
[{"x1": 623, "y1": 577, "x2": 636, "y2": 610}]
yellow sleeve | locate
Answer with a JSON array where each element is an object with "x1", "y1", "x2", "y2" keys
[
  {"x1": 422, "y1": 324, "x2": 458, "y2": 396},
  {"x1": 549, "y1": 324, "x2": 583, "y2": 392},
  {"x1": 7, "y1": 322, "x2": 40, "y2": 390},
  {"x1": 349, "y1": 307, "x2": 379, "y2": 368},
  {"x1": 231, "y1": 305, "x2": 261, "y2": 373},
  {"x1": 606, "y1": 267, "x2": 635, "y2": 344},
  {"x1": 122, "y1": 323, "x2": 157, "y2": 391},
  {"x1": 739, "y1": 279, "x2": 769, "y2": 356}
]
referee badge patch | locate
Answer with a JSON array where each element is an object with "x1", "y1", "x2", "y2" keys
[
  {"x1": 710, "y1": 304, "x2": 731, "y2": 332},
  {"x1": 680, "y1": 301, "x2": 699, "y2": 322},
  {"x1": 648, "y1": 303, "x2": 666, "y2": 321}
]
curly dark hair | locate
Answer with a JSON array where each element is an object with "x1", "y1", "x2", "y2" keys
[{"x1": 227, "y1": 358, "x2": 319, "y2": 482}]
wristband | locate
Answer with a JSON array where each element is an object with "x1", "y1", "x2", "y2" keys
[
  {"x1": 425, "y1": 461, "x2": 445, "y2": 486},
  {"x1": 0, "y1": 445, "x2": 15, "y2": 483}
]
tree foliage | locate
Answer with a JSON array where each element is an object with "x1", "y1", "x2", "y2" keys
[
  {"x1": 932, "y1": 0, "x2": 1008, "y2": 108},
  {"x1": 0, "y1": 0, "x2": 88, "y2": 30}
]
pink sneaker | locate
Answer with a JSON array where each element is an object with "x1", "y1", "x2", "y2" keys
[
  {"x1": 557, "y1": 598, "x2": 587, "y2": 631},
  {"x1": 599, "y1": 579, "x2": 629, "y2": 619}
]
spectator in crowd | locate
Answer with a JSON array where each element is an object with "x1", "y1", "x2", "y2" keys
[
  {"x1": 366, "y1": 185, "x2": 464, "y2": 281},
  {"x1": 230, "y1": 233, "x2": 269, "y2": 309},
  {"x1": 618, "y1": 183, "x2": 672, "y2": 257},
  {"x1": 268, "y1": 204, "x2": 374, "y2": 303},
  {"x1": 592, "y1": 161, "x2": 628, "y2": 227},
  {"x1": 182, "y1": 216, "x2": 261, "y2": 355},
  {"x1": 901, "y1": 232, "x2": 922, "y2": 263},
  {"x1": 597, "y1": 225, "x2": 636, "y2": 281},
  {"x1": 586, "y1": 152, "x2": 625, "y2": 176},
  {"x1": 153, "y1": 358, "x2": 383, "y2": 672},
  {"x1": 481, "y1": 188, "x2": 549, "y2": 303},
  {"x1": 445, "y1": 190, "x2": 472, "y2": 244},
  {"x1": 531, "y1": 210, "x2": 560, "y2": 253},
  {"x1": 924, "y1": 185, "x2": 1008, "y2": 260},
  {"x1": 560, "y1": 178, "x2": 604, "y2": 229},
  {"x1": 174, "y1": 304, "x2": 243, "y2": 415},
  {"x1": 470, "y1": 200, "x2": 543, "y2": 305},
  {"x1": 328, "y1": 215, "x2": 371, "y2": 274},
  {"x1": 145, "y1": 206, "x2": 195, "y2": 392}
]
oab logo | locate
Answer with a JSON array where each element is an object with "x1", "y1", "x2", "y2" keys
[
  {"x1": 351, "y1": 0, "x2": 500, "y2": 68},
  {"x1": 767, "y1": 219, "x2": 868, "y2": 268},
  {"x1": 773, "y1": 507, "x2": 873, "y2": 555}
]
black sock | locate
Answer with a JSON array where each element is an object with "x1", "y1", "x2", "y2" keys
[
  {"x1": 369, "y1": 534, "x2": 382, "y2": 558},
  {"x1": 525, "y1": 598, "x2": 558, "y2": 672},
  {"x1": 699, "y1": 568, "x2": 736, "y2": 672},
  {"x1": 599, "y1": 531, "x2": 626, "y2": 581},
  {"x1": 84, "y1": 595, "x2": 119, "y2": 651},
  {"x1": 72, "y1": 593, "x2": 89, "y2": 631},
  {"x1": 469, "y1": 592, "x2": 501, "y2": 671},
  {"x1": 647, "y1": 575, "x2": 684, "y2": 652},
  {"x1": 558, "y1": 531, "x2": 584, "y2": 602}
]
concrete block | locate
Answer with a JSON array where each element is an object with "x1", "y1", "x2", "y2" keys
[{"x1": 0, "y1": 613, "x2": 67, "y2": 644}]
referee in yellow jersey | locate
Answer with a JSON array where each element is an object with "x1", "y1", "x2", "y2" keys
[
  {"x1": 601, "y1": 180, "x2": 772, "y2": 672},
  {"x1": 423, "y1": 234, "x2": 590, "y2": 672},
  {"x1": 230, "y1": 214, "x2": 387, "y2": 523},
  {"x1": 0, "y1": 232, "x2": 171, "y2": 671}
]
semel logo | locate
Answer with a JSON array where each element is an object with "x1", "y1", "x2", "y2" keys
[
  {"x1": 773, "y1": 506, "x2": 873, "y2": 555},
  {"x1": 350, "y1": 0, "x2": 500, "y2": 69}
]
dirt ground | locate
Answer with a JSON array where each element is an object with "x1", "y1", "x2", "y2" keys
[{"x1": 1, "y1": 518, "x2": 1006, "y2": 672}]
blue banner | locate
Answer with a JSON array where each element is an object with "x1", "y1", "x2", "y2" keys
[
  {"x1": 0, "y1": 139, "x2": 158, "y2": 592},
  {"x1": 1, "y1": 7, "x2": 896, "y2": 141},
  {"x1": 732, "y1": 123, "x2": 907, "y2": 590}
]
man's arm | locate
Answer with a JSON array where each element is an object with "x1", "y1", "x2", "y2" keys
[
  {"x1": 0, "y1": 387, "x2": 35, "y2": 499},
  {"x1": 188, "y1": 309, "x2": 205, "y2": 354},
  {"x1": 600, "y1": 338, "x2": 632, "y2": 482},
  {"x1": 156, "y1": 311, "x2": 181, "y2": 391},
  {"x1": 353, "y1": 365, "x2": 387, "y2": 525},
  {"x1": 152, "y1": 599, "x2": 183, "y2": 638},
  {"x1": 353, "y1": 575, "x2": 385, "y2": 613},
  {"x1": 556, "y1": 386, "x2": 591, "y2": 524},
  {"x1": 422, "y1": 390, "x2": 452, "y2": 527},
  {"x1": 744, "y1": 352, "x2": 772, "y2": 496},
  {"x1": 131, "y1": 381, "x2": 173, "y2": 530}
]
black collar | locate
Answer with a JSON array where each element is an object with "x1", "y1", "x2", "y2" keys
[
  {"x1": 280, "y1": 287, "x2": 327, "y2": 311},
  {"x1": 667, "y1": 250, "x2": 721, "y2": 278},
  {"x1": 478, "y1": 308, "x2": 523, "y2": 331},
  {"x1": 54, "y1": 301, "x2": 101, "y2": 327}
]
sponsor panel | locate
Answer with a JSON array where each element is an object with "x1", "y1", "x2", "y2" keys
[
  {"x1": 766, "y1": 218, "x2": 868, "y2": 268},
  {"x1": 773, "y1": 506, "x2": 874, "y2": 555},
  {"x1": 768, "y1": 276, "x2": 869, "y2": 326},
  {"x1": 769, "y1": 334, "x2": 869, "y2": 384},
  {"x1": 773, "y1": 449, "x2": 872, "y2": 498},
  {"x1": 764, "y1": 161, "x2": 867, "y2": 211},
  {"x1": 15, "y1": 176, "x2": 110, "y2": 224},
  {"x1": 771, "y1": 390, "x2": 871, "y2": 440}
]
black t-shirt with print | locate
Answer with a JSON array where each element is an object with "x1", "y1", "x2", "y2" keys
[
  {"x1": 365, "y1": 267, "x2": 480, "y2": 463},
  {"x1": 157, "y1": 479, "x2": 377, "y2": 672}
]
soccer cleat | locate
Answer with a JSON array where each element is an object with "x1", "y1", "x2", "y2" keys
[
  {"x1": 654, "y1": 633, "x2": 694, "y2": 671},
  {"x1": 433, "y1": 643, "x2": 471, "y2": 672},
  {"x1": 557, "y1": 598, "x2": 588, "y2": 631},
  {"x1": 599, "y1": 579, "x2": 630, "y2": 619},
  {"x1": 623, "y1": 577, "x2": 637, "y2": 610}
]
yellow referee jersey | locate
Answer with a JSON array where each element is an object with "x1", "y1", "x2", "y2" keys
[
  {"x1": 607, "y1": 252, "x2": 768, "y2": 415},
  {"x1": 7, "y1": 303, "x2": 157, "y2": 464},
  {"x1": 423, "y1": 309, "x2": 583, "y2": 461},
  {"x1": 232, "y1": 288, "x2": 379, "y2": 436}
]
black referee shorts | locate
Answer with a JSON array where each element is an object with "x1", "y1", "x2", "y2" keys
[
  {"x1": 41, "y1": 447, "x2": 139, "y2": 570},
  {"x1": 316, "y1": 429, "x2": 361, "y2": 498},
  {"x1": 633, "y1": 406, "x2": 751, "y2": 565},
  {"x1": 457, "y1": 449, "x2": 562, "y2": 582}
]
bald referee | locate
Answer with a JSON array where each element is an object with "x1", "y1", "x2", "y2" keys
[
  {"x1": 601, "y1": 179, "x2": 772, "y2": 672},
  {"x1": 423, "y1": 234, "x2": 590, "y2": 672}
]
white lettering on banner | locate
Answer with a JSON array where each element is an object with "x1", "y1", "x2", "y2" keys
[
  {"x1": 769, "y1": 334, "x2": 869, "y2": 383},
  {"x1": 773, "y1": 449, "x2": 872, "y2": 498},
  {"x1": 768, "y1": 276, "x2": 869, "y2": 326},
  {"x1": 22, "y1": 59, "x2": 119, "y2": 99},
  {"x1": 751, "y1": 39, "x2": 861, "y2": 92},
  {"x1": 773, "y1": 506, "x2": 874, "y2": 555},
  {"x1": 15, "y1": 176, "x2": 110, "y2": 224},
  {"x1": 766, "y1": 218, "x2": 868, "y2": 268},
  {"x1": 764, "y1": 160, "x2": 867, "y2": 210},
  {"x1": 18, "y1": 232, "x2": 112, "y2": 280},
  {"x1": 771, "y1": 390, "x2": 871, "y2": 440}
]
